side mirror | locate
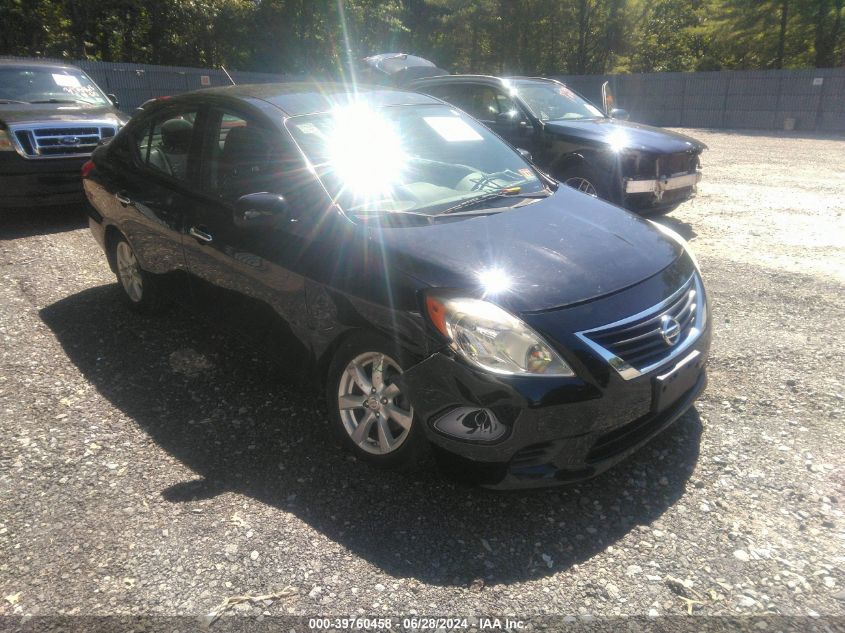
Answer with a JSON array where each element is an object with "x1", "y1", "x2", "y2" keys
[
  {"x1": 107, "y1": 93, "x2": 119, "y2": 108},
  {"x1": 610, "y1": 108, "x2": 629, "y2": 121},
  {"x1": 233, "y1": 193, "x2": 289, "y2": 229},
  {"x1": 516, "y1": 148, "x2": 533, "y2": 163}
]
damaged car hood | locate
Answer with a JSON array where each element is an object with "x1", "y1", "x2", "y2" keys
[{"x1": 544, "y1": 118, "x2": 707, "y2": 154}]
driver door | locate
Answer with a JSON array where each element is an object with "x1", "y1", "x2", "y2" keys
[{"x1": 182, "y1": 104, "x2": 310, "y2": 356}]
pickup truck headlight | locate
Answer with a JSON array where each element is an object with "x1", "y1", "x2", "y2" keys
[
  {"x1": 0, "y1": 129, "x2": 15, "y2": 152},
  {"x1": 426, "y1": 295, "x2": 575, "y2": 377}
]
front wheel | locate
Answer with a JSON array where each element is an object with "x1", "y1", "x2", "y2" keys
[
  {"x1": 326, "y1": 332, "x2": 429, "y2": 470},
  {"x1": 558, "y1": 167, "x2": 603, "y2": 198}
]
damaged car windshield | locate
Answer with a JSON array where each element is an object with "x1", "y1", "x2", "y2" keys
[{"x1": 286, "y1": 103, "x2": 544, "y2": 218}]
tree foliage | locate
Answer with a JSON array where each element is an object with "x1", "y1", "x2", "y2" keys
[{"x1": 0, "y1": 0, "x2": 842, "y2": 74}]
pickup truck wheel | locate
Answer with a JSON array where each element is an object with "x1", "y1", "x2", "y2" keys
[
  {"x1": 327, "y1": 332, "x2": 429, "y2": 471},
  {"x1": 112, "y1": 236, "x2": 167, "y2": 314}
]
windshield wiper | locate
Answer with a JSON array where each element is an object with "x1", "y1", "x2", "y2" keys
[
  {"x1": 0, "y1": 99, "x2": 29, "y2": 104},
  {"x1": 439, "y1": 189, "x2": 550, "y2": 216}
]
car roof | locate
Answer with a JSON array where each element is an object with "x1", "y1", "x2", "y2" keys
[
  {"x1": 181, "y1": 82, "x2": 443, "y2": 117},
  {"x1": 411, "y1": 74, "x2": 559, "y2": 86},
  {"x1": 0, "y1": 59, "x2": 84, "y2": 72}
]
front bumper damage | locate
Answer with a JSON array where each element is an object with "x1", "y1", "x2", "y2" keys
[
  {"x1": 625, "y1": 171, "x2": 702, "y2": 199},
  {"x1": 398, "y1": 263, "x2": 711, "y2": 489}
]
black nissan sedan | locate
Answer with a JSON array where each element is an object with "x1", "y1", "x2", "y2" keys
[
  {"x1": 409, "y1": 75, "x2": 706, "y2": 214},
  {"x1": 83, "y1": 83, "x2": 710, "y2": 488}
]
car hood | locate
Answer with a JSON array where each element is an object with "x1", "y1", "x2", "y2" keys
[
  {"x1": 544, "y1": 118, "x2": 706, "y2": 154},
  {"x1": 374, "y1": 187, "x2": 684, "y2": 313},
  {"x1": 0, "y1": 103, "x2": 125, "y2": 126}
]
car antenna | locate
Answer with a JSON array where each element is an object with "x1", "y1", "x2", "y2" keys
[{"x1": 221, "y1": 66, "x2": 236, "y2": 86}]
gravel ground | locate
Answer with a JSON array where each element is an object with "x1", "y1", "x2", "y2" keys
[{"x1": 1, "y1": 130, "x2": 844, "y2": 627}]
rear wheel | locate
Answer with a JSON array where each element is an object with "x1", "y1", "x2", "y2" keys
[
  {"x1": 326, "y1": 332, "x2": 429, "y2": 470},
  {"x1": 112, "y1": 235, "x2": 167, "y2": 313}
]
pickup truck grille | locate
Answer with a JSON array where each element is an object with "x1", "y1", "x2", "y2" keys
[
  {"x1": 10, "y1": 123, "x2": 116, "y2": 159},
  {"x1": 576, "y1": 274, "x2": 706, "y2": 380}
]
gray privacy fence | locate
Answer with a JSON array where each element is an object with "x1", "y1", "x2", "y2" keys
[
  {"x1": 554, "y1": 68, "x2": 845, "y2": 132},
  {"x1": 1, "y1": 56, "x2": 290, "y2": 111},
  {"x1": 3, "y1": 56, "x2": 845, "y2": 131}
]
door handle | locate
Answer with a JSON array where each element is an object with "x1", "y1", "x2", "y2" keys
[
  {"x1": 189, "y1": 226, "x2": 213, "y2": 244},
  {"x1": 115, "y1": 192, "x2": 131, "y2": 206}
]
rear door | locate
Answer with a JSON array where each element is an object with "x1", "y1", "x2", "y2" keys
[{"x1": 107, "y1": 103, "x2": 204, "y2": 281}]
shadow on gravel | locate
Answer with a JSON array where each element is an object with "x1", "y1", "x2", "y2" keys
[
  {"x1": 41, "y1": 284, "x2": 702, "y2": 587},
  {"x1": 654, "y1": 215, "x2": 698, "y2": 242},
  {"x1": 0, "y1": 204, "x2": 87, "y2": 240}
]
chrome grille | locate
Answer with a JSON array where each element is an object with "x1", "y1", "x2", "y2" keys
[
  {"x1": 10, "y1": 122, "x2": 117, "y2": 159},
  {"x1": 576, "y1": 274, "x2": 706, "y2": 380}
]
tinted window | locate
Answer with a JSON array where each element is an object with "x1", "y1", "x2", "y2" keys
[
  {"x1": 203, "y1": 108, "x2": 310, "y2": 203},
  {"x1": 134, "y1": 109, "x2": 199, "y2": 182},
  {"x1": 455, "y1": 85, "x2": 518, "y2": 122}
]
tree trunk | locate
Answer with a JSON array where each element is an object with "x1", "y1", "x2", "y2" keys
[{"x1": 776, "y1": 0, "x2": 788, "y2": 69}]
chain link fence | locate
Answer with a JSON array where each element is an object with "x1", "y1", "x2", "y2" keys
[
  {"x1": 3, "y1": 56, "x2": 844, "y2": 131},
  {"x1": 554, "y1": 68, "x2": 845, "y2": 132},
  {"x1": 1, "y1": 56, "x2": 291, "y2": 112}
]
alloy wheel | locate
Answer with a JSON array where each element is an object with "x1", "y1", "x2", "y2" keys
[
  {"x1": 337, "y1": 351, "x2": 413, "y2": 455},
  {"x1": 565, "y1": 176, "x2": 598, "y2": 196},
  {"x1": 115, "y1": 241, "x2": 143, "y2": 303}
]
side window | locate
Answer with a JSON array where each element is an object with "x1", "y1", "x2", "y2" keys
[
  {"x1": 134, "y1": 108, "x2": 199, "y2": 182},
  {"x1": 461, "y1": 86, "x2": 503, "y2": 122},
  {"x1": 204, "y1": 109, "x2": 307, "y2": 203}
]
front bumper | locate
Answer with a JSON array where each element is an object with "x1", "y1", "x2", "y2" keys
[
  {"x1": 400, "y1": 263, "x2": 711, "y2": 489},
  {"x1": 625, "y1": 171, "x2": 702, "y2": 195},
  {"x1": 0, "y1": 153, "x2": 87, "y2": 208}
]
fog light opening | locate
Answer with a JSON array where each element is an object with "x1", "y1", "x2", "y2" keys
[{"x1": 432, "y1": 407, "x2": 507, "y2": 442}]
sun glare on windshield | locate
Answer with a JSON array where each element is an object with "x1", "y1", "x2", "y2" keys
[{"x1": 327, "y1": 102, "x2": 408, "y2": 202}]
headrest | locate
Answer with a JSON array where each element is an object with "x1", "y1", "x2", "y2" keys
[
  {"x1": 161, "y1": 118, "x2": 193, "y2": 152},
  {"x1": 221, "y1": 125, "x2": 269, "y2": 161}
]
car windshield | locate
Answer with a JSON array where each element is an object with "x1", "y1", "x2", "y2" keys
[
  {"x1": 286, "y1": 103, "x2": 545, "y2": 218},
  {"x1": 514, "y1": 80, "x2": 605, "y2": 122},
  {"x1": 0, "y1": 67, "x2": 109, "y2": 106}
]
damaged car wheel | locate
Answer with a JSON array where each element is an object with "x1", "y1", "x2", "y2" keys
[{"x1": 327, "y1": 333, "x2": 429, "y2": 470}]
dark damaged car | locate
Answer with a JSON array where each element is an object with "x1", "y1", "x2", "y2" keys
[
  {"x1": 408, "y1": 74, "x2": 707, "y2": 214},
  {"x1": 83, "y1": 83, "x2": 710, "y2": 488},
  {"x1": 0, "y1": 59, "x2": 126, "y2": 208}
]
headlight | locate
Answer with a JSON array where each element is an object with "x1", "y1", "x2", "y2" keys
[
  {"x1": 0, "y1": 129, "x2": 15, "y2": 152},
  {"x1": 426, "y1": 295, "x2": 575, "y2": 377},
  {"x1": 650, "y1": 220, "x2": 700, "y2": 270}
]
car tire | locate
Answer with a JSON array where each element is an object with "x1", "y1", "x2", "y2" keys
[
  {"x1": 558, "y1": 166, "x2": 604, "y2": 199},
  {"x1": 326, "y1": 331, "x2": 429, "y2": 471},
  {"x1": 111, "y1": 235, "x2": 168, "y2": 314}
]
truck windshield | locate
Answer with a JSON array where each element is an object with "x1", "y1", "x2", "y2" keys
[
  {"x1": 514, "y1": 80, "x2": 605, "y2": 122},
  {"x1": 287, "y1": 103, "x2": 544, "y2": 218},
  {"x1": 0, "y1": 67, "x2": 110, "y2": 106}
]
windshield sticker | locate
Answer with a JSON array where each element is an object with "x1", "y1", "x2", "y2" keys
[
  {"x1": 52, "y1": 73, "x2": 81, "y2": 88},
  {"x1": 423, "y1": 116, "x2": 483, "y2": 142},
  {"x1": 296, "y1": 122, "x2": 321, "y2": 135},
  {"x1": 518, "y1": 168, "x2": 534, "y2": 179}
]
